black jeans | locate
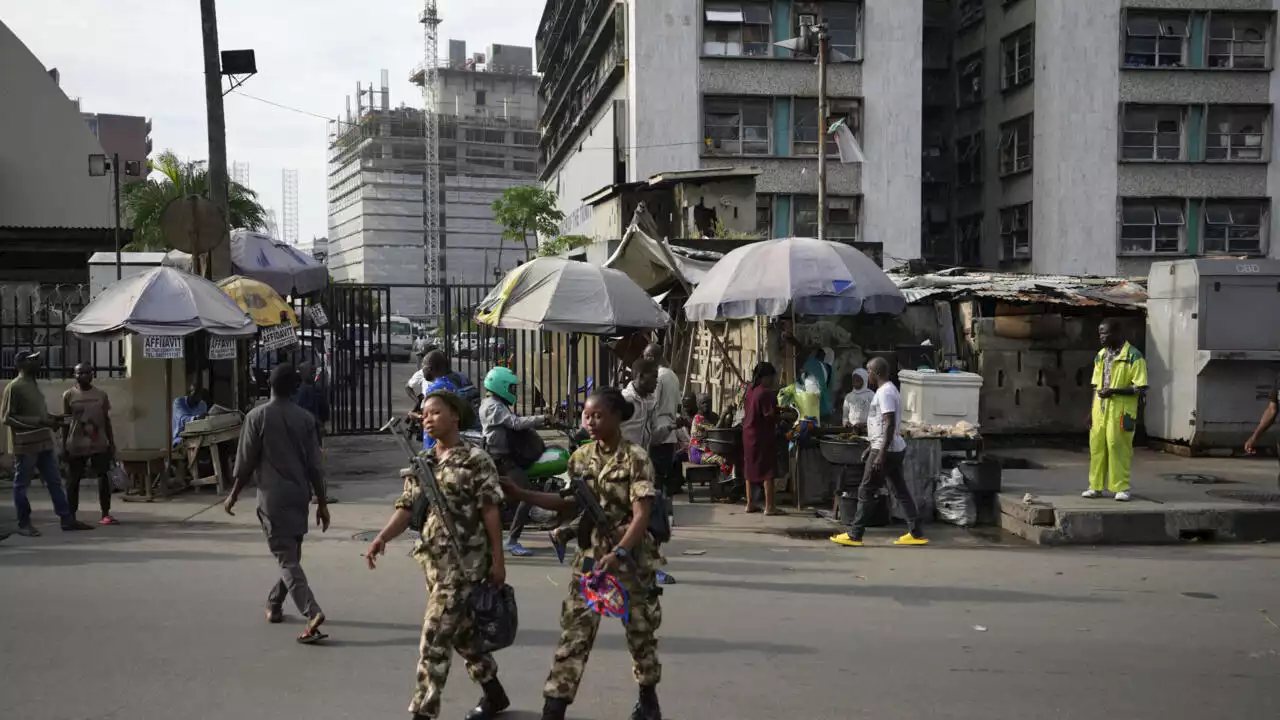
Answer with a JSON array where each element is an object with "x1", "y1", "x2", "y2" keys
[
  {"x1": 66, "y1": 453, "x2": 112, "y2": 518},
  {"x1": 498, "y1": 460, "x2": 533, "y2": 545},
  {"x1": 849, "y1": 449, "x2": 921, "y2": 540},
  {"x1": 650, "y1": 443, "x2": 679, "y2": 495}
]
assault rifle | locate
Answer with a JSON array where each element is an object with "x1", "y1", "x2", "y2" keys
[
  {"x1": 382, "y1": 415, "x2": 466, "y2": 565},
  {"x1": 560, "y1": 474, "x2": 661, "y2": 597}
]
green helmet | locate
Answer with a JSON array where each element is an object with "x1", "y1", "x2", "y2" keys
[{"x1": 484, "y1": 366, "x2": 520, "y2": 404}]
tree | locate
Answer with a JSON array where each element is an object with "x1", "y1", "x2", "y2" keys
[
  {"x1": 490, "y1": 185, "x2": 565, "y2": 266},
  {"x1": 537, "y1": 234, "x2": 594, "y2": 258},
  {"x1": 120, "y1": 151, "x2": 267, "y2": 251}
]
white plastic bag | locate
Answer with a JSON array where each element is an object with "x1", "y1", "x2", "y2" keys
[
  {"x1": 934, "y1": 468, "x2": 977, "y2": 527},
  {"x1": 108, "y1": 462, "x2": 129, "y2": 493}
]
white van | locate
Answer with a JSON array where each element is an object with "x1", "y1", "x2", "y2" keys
[{"x1": 389, "y1": 315, "x2": 414, "y2": 362}]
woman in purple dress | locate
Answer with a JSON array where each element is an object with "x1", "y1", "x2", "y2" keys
[{"x1": 741, "y1": 362, "x2": 785, "y2": 516}]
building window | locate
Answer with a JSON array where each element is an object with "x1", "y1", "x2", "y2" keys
[
  {"x1": 958, "y1": 0, "x2": 984, "y2": 33},
  {"x1": 756, "y1": 194, "x2": 773, "y2": 238},
  {"x1": 475, "y1": 90, "x2": 487, "y2": 106},
  {"x1": 515, "y1": 131, "x2": 541, "y2": 146},
  {"x1": 957, "y1": 53, "x2": 983, "y2": 107},
  {"x1": 823, "y1": 2, "x2": 862, "y2": 60},
  {"x1": 1001, "y1": 26, "x2": 1034, "y2": 90},
  {"x1": 1124, "y1": 13, "x2": 1189, "y2": 68},
  {"x1": 999, "y1": 204, "x2": 1031, "y2": 260},
  {"x1": 1206, "y1": 106, "x2": 1268, "y2": 161},
  {"x1": 704, "y1": 2, "x2": 773, "y2": 57},
  {"x1": 1119, "y1": 199, "x2": 1185, "y2": 255},
  {"x1": 957, "y1": 214, "x2": 982, "y2": 265},
  {"x1": 466, "y1": 147, "x2": 506, "y2": 170},
  {"x1": 998, "y1": 115, "x2": 1032, "y2": 176},
  {"x1": 792, "y1": 98, "x2": 860, "y2": 156},
  {"x1": 1121, "y1": 105, "x2": 1184, "y2": 161},
  {"x1": 793, "y1": 196, "x2": 860, "y2": 242},
  {"x1": 1204, "y1": 200, "x2": 1267, "y2": 255},
  {"x1": 956, "y1": 132, "x2": 983, "y2": 186},
  {"x1": 1208, "y1": 14, "x2": 1270, "y2": 69},
  {"x1": 703, "y1": 97, "x2": 772, "y2": 155},
  {"x1": 513, "y1": 160, "x2": 538, "y2": 174}
]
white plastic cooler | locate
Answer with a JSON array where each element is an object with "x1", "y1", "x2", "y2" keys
[{"x1": 898, "y1": 369, "x2": 983, "y2": 427}]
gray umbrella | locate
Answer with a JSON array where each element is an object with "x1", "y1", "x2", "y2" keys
[
  {"x1": 231, "y1": 230, "x2": 329, "y2": 297},
  {"x1": 684, "y1": 236, "x2": 907, "y2": 321},
  {"x1": 475, "y1": 257, "x2": 669, "y2": 334},
  {"x1": 67, "y1": 266, "x2": 256, "y2": 339}
]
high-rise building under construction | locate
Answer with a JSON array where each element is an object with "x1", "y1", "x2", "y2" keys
[{"x1": 326, "y1": 42, "x2": 540, "y2": 319}]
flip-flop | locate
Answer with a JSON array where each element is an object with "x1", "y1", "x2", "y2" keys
[
  {"x1": 297, "y1": 614, "x2": 328, "y2": 644},
  {"x1": 764, "y1": 508, "x2": 788, "y2": 517},
  {"x1": 548, "y1": 531, "x2": 567, "y2": 565},
  {"x1": 744, "y1": 507, "x2": 762, "y2": 514}
]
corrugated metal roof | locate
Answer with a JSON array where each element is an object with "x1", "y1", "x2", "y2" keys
[{"x1": 891, "y1": 269, "x2": 1146, "y2": 308}]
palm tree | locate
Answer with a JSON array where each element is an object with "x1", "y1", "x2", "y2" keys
[{"x1": 120, "y1": 151, "x2": 268, "y2": 251}]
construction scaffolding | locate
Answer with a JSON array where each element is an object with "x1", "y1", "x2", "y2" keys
[{"x1": 281, "y1": 168, "x2": 299, "y2": 246}]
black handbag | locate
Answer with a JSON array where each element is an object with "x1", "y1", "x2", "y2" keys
[{"x1": 469, "y1": 583, "x2": 519, "y2": 653}]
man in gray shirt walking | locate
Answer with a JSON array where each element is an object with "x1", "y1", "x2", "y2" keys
[{"x1": 225, "y1": 363, "x2": 331, "y2": 644}]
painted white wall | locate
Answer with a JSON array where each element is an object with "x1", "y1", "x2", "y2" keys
[
  {"x1": 860, "y1": 0, "x2": 924, "y2": 267},
  {"x1": 626, "y1": 0, "x2": 701, "y2": 182},
  {"x1": 0, "y1": 20, "x2": 113, "y2": 229},
  {"x1": 1032, "y1": 0, "x2": 1121, "y2": 276},
  {"x1": 548, "y1": 94, "x2": 624, "y2": 239}
]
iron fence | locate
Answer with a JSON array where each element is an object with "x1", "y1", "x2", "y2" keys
[{"x1": 0, "y1": 284, "x2": 126, "y2": 380}]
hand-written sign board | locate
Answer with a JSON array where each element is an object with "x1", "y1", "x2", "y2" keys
[
  {"x1": 208, "y1": 337, "x2": 238, "y2": 360},
  {"x1": 261, "y1": 324, "x2": 299, "y2": 352},
  {"x1": 142, "y1": 336, "x2": 184, "y2": 359}
]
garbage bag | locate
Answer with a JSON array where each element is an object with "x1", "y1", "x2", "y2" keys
[
  {"x1": 935, "y1": 468, "x2": 977, "y2": 527},
  {"x1": 469, "y1": 583, "x2": 519, "y2": 653}
]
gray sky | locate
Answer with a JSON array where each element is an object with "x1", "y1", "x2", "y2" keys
[{"x1": 1, "y1": 0, "x2": 542, "y2": 244}]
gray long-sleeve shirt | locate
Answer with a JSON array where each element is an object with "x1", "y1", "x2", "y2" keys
[
  {"x1": 479, "y1": 395, "x2": 543, "y2": 458},
  {"x1": 234, "y1": 398, "x2": 324, "y2": 539}
]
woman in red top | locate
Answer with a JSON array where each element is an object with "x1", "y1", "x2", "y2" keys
[{"x1": 741, "y1": 362, "x2": 785, "y2": 516}]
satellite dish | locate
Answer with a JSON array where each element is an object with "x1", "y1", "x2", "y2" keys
[{"x1": 161, "y1": 195, "x2": 227, "y2": 254}]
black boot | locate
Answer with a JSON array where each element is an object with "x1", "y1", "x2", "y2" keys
[
  {"x1": 630, "y1": 685, "x2": 661, "y2": 720},
  {"x1": 540, "y1": 696, "x2": 569, "y2": 720},
  {"x1": 463, "y1": 679, "x2": 510, "y2": 720}
]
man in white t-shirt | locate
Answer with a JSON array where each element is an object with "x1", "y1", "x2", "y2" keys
[{"x1": 831, "y1": 357, "x2": 929, "y2": 547}]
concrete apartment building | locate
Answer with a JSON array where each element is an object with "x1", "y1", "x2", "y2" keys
[
  {"x1": 326, "y1": 44, "x2": 539, "y2": 317},
  {"x1": 951, "y1": 0, "x2": 1280, "y2": 277},
  {"x1": 537, "y1": 0, "x2": 925, "y2": 267}
]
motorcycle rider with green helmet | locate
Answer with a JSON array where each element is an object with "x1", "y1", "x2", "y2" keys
[{"x1": 481, "y1": 366, "x2": 552, "y2": 557}]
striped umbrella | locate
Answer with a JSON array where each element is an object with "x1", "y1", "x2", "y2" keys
[{"x1": 683, "y1": 237, "x2": 906, "y2": 321}]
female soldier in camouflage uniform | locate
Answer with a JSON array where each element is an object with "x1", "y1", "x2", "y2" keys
[
  {"x1": 501, "y1": 387, "x2": 664, "y2": 720},
  {"x1": 365, "y1": 390, "x2": 510, "y2": 720}
]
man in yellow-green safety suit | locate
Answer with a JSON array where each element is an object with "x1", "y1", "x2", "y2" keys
[{"x1": 1085, "y1": 319, "x2": 1147, "y2": 502}]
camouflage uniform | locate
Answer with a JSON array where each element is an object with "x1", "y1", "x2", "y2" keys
[
  {"x1": 544, "y1": 439, "x2": 663, "y2": 703},
  {"x1": 396, "y1": 443, "x2": 504, "y2": 718}
]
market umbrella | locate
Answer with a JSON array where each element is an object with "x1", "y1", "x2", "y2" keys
[
  {"x1": 683, "y1": 236, "x2": 907, "y2": 322},
  {"x1": 475, "y1": 257, "x2": 668, "y2": 413},
  {"x1": 217, "y1": 275, "x2": 298, "y2": 327},
  {"x1": 67, "y1": 267, "x2": 256, "y2": 494},
  {"x1": 67, "y1": 266, "x2": 256, "y2": 338},
  {"x1": 231, "y1": 230, "x2": 329, "y2": 297},
  {"x1": 475, "y1": 256, "x2": 669, "y2": 334}
]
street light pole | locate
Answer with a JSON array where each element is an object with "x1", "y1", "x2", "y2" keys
[
  {"x1": 200, "y1": 0, "x2": 230, "y2": 280},
  {"x1": 816, "y1": 24, "x2": 829, "y2": 241}
]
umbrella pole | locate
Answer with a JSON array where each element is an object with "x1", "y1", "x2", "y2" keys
[
  {"x1": 567, "y1": 333, "x2": 578, "y2": 420},
  {"x1": 164, "y1": 359, "x2": 173, "y2": 498}
]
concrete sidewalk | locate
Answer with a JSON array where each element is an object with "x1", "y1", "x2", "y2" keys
[{"x1": 994, "y1": 446, "x2": 1280, "y2": 544}]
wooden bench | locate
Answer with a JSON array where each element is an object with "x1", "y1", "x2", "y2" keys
[{"x1": 682, "y1": 462, "x2": 724, "y2": 503}]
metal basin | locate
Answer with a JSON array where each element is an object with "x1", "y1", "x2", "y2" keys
[
  {"x1": 818, "y1": 437, "x2": 868, "y2": 466},
  {"x1": 703, "y1": 427, "x2": 742, "y2": 457}
]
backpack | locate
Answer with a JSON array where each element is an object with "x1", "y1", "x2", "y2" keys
[
  {"x1": 446, "y1": 372, "x2": 482, "y2": 426},
  {"x1": 648, "y1": 488, "x2": 672, "y2": 544}
]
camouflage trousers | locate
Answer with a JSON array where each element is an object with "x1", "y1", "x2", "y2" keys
[
  {"x1": 408, "y1": 557, "x2": 497, "y2": 717},
  {"x1": 543, "y1": 570, "x2": 662, "y2": 702}
]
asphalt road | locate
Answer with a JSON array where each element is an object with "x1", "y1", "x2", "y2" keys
[{"x1": 2, "y1": 465, "x2": 1279, "y2": 720}]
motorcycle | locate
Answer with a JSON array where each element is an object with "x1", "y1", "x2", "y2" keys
[{"x1": 463, "y1": 421, "x2": 590, "y2": 526}]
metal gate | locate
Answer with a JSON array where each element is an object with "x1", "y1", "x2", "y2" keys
[{"x1": 251, "y1": 284, "x2": 394, "y2": 435}]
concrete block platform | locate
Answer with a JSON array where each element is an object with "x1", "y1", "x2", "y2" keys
[{"x1": 994, "y1": 447, "x2": 1280, "y2": 545}]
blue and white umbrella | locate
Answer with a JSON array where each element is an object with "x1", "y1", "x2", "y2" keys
[
  {"x1": 683, "y1": 236, "x2": 906, "y2": 322},
  {"x1": 231, "y1": 230, "x2": 329, "y2": 297}
]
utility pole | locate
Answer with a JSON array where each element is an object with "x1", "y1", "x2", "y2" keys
[
  {"x1": 200, "y1": 0, "x2": 231, "y2": 280},
  {"x1": 112, "y1": 152, "x2": 121, "y2": 279},
  {"x1": 816, "y1": 23, "x2": 829, "y2": 241}
]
